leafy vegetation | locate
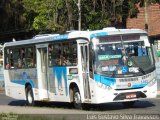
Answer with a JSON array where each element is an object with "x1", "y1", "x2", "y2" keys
[
  {"x1": 0, "y1": 0, "x2": 160, "y2": 34},
  {"x1": 0, "y1": 113, "x2": 69, "y2": 120}
]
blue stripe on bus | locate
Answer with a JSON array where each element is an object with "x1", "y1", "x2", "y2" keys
[
  {"x1": 90, "y1": 32, "x2": 108, "y2": 38},
  {"x1": 131, "y1": 84, "x2": 147, "y2": 89},
  {"x1": 52, "y1": 67, "x2": 68, "y2": 96},
  {"x1": 11, "y1": 80, "x2": 35, "y2": 88},
  {"x1": 94, "y1": 74, "x2": 116, "y2": 86},
  {"x1": 53, "y1": 34, "x2": 68, "y2": 40}
]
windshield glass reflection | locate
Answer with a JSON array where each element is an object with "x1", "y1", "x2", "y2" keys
[{"x1": 93, "y1": 41, "x2": 154, "y2": 76}]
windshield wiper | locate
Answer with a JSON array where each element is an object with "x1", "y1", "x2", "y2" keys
[{"x1": 129, "y1": 56, "x2": 145, "y2": 75}]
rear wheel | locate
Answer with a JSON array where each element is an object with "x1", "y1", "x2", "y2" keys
[
  {"x1": 122, "y1": 101, "x2": 135, "y2": 107},
  {"x1": 73, "y1": 88, "x2": 82, "y2": 109},
  {"x1": 26, "y1": 85, "x2": 35, "y2": 106}
]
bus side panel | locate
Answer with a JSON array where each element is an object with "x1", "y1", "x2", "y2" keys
[
  {"x1": 4, "y1": 68, "x2": 38, "y2": 100},
  {"x1": 48, "y1": 67, "x2": 70, "y2": 102},
  {"x1": 4, "y1": 69, "x2": 25, "y2": 100},
  {"x1": 48, "y1": 66, "x2": 80, "y2": 102}
]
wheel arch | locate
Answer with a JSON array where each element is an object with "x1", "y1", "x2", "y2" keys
[
  {"x1": 69, "y1": 82, "x2": 80, "y2": 102},
  {"x1": 25, "y1": 82, "x2": 34, "y2": 96},
  {"x1": 25, "y1": 82, "x2": 35, "y2": 106},
  {"x1": 25, "y1": 82, "x2": 32, "y2": 90}
]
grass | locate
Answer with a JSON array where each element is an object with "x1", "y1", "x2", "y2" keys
[
  {"x1": 0, "y1": 113, "x2": 67, "y2": 120},
  {"x1": 18, "y1": 115, "x2": 50, "y2": 120}
]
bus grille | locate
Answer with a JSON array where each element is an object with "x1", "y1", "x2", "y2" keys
[{"x1": 113, "y1": 91, "x2": 146, "y2": 101}]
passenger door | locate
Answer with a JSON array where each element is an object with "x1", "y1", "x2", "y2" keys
[
  {"x1": 36, "y1": 44, "x2": 49, "y2": 100},
  {"x1": 79, "y1": 42, "x2": 91, "y2": 100}
]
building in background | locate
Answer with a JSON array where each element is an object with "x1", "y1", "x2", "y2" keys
[
  {"x1": 127, "y1": 3, "x2": 160, "y2": 92},
  {"x1": 127, "y1": 3, "x2": 160, "y2": 58}
]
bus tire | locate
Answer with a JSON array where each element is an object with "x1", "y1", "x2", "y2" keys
[
  {"x1": 73, "y1": 87, "x2": 82, "y2": 109},
  {"x1": 122, "y1": 101, "x2": 135, "y2": 107},
  {"x1": 26, "y1": 85, "x2": 35, "y2": 106}
]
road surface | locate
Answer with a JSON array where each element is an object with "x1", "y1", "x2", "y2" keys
[{"x1": 0, "y1": 93, "x2": 160, "y2": 120}]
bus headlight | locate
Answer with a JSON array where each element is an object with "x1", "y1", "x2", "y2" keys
[
  {"x1": 148, "y1": 79, "x2": 156, "y2": 87},
  {"x1": 96, "y1": 82, "x2": 112, "y2": 90}
]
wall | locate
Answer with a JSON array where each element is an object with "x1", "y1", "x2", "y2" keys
[{"x1": 127, "y1": 4, "x2": 160, "y2": 36}]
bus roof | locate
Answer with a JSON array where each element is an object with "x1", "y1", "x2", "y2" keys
[{"x1": 4, "y1": 28, "x2": 147, "y2": 47}]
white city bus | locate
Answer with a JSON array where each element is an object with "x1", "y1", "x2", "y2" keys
[{"x1": 3, "y1": 27, "x2": 157, "y2": 109}]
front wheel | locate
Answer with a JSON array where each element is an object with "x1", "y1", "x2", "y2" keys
[
  {"x1": 26, "y1": 85, "x2": 35, "y2": 106},
  {"x1": 73, "y1": 88, "x2": 82, "y2": 109}
]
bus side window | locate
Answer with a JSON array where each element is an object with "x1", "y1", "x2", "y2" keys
[
  {"x1": 49, "y1": 42, "x2": 77, "y2": 67},
  {"x1": 49, "y1": 44, "x2": 61, "y2": 66},
  {"x1": 5, "y1": 49, "x2": 9, "y2": 69},
  {"x1": 9, "y1": 50, "x2": 13, "y2": 68},
  {"x1": 63, "y1": 42, "x2": 77, "y2": 66},
  {"x1": 62, "y1": 42, "x2": 72, "y2": 66},
  {"x1": 56, "y1": 44, "x2": 62, "y2": 66},
  {"x1": 70, "y1": 42, "x2": 77, "y2": 66},
  {"x1": 21, "y1": 48, "x2": 25, "y2": 67},
  {"x1": 12, "y1": 48, "x2": 21, "y2": 68},
  {"x1": 26, "y1": 47, "x2": 35, "y2": 68},
  {"x1": 5, "y1": 49, "x2": 11, "y2": 69}
]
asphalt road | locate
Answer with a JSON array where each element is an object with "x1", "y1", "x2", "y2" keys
[{"x1": 0, "y1": 93, "x2": 160, "y2": 120}]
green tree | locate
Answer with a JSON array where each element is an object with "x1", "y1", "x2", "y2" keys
[
  {"x1": 23, "y1": 0, "x2": 62, "y2": 33},
  {"x1": 1, "y1": 0, "x2": 160, "y2": 34},
  {"x1": 0, "y1": 0, "x2": 26, "y2": 33},
  {"x1": 82, "y1": 0, "x2": 124, "y2": 30}
]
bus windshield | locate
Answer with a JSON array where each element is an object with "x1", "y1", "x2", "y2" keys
[{"x1": 92, "y1": 36, "x2": 155, "y2": 76}]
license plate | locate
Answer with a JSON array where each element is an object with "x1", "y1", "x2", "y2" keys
[{"x1": 126, "y1": 94, "x2": 136, "y2": 99}]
